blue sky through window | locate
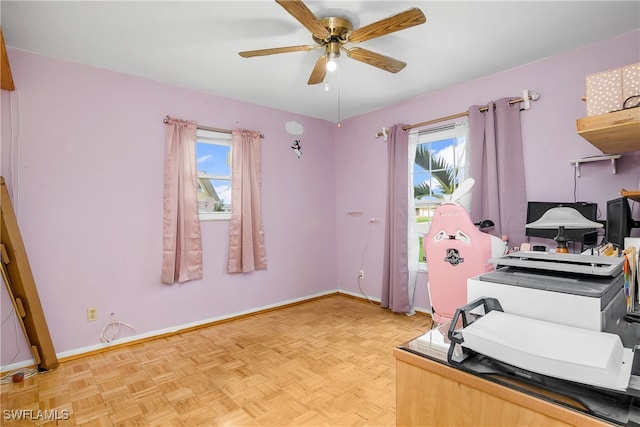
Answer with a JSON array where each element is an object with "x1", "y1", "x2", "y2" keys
[
  {"x1": 196, "y1": 142, "x2": 232, "y2": 208},
  {"x1": 196, "y1": 143, "x2": 230, "y2": 176}
]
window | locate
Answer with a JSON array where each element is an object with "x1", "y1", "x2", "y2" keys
[
  {"x1": 410, "y1": 122, "x2": 469, "y2": 270},
  {"x1": 196, "y1": 129, "x2": 232, "y2": 221}
]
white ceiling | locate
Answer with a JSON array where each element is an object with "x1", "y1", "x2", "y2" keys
[{"x1": 2, "y1": 1, "x2": 639, "y2": 122}]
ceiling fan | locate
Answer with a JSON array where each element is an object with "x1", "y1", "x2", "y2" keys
[{"x1": 239, "y1": 0, "x2": 427, "y2": 85}]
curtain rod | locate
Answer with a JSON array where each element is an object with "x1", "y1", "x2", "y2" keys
[
  {"x1": 163, "y1": 116, "x2": 264, "y2": 138},
  {"x1": 375, "y1": 90, "x2": 540, "y2": 138}
]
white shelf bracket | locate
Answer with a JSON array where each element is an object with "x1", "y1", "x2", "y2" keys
[
  {"x1": 520, "y1": 89, "x2": 539, "y2": 110},
  {"x1": 522, "y1": 89, "x2": 531, "y2": 110},
  {"x1": 570, "y1": 154, "x2": 621, "y2": 177}
]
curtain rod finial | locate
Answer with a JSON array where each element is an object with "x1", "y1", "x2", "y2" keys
[
  {"x1": 374, "y1": 127, "x2": 389, "y2": 141},
  {"x1": 382, "y1": 127, "x2": 389, "y2": 141},
  {"x1": 521, "y1": 90, "x2": 540, "y2": 110}
]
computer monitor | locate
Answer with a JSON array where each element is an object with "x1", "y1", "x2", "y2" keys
[
  {"x1": 526, "y1": 201, "x2": 598, "y2": 243},
  {"x1": 606, "y1": 197, "x2": 640, "y2": 249}
]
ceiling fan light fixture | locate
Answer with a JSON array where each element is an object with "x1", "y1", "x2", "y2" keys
[
  {"x1": 325, "y1": 41, "x2": 340, "y2": 72},
  {"x1": 326, "y1": 56, "x2": 338, "y2": 72},
  {"x1": 241, "y1": 2, "x2": 427, "y2": 85}
]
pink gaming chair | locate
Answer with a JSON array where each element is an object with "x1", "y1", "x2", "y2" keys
[{"x1": 424, "y1": 202, "x2": 498, "y2": 325}]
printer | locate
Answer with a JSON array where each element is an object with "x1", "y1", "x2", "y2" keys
[{"x1": 467, "y1": 252, "x2": 626, "y2": 335}]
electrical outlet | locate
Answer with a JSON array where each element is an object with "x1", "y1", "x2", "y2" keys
[
  {"x1": 87, "y1": 307, "x2": 98, "y2": 322},
  {"x1": 358, "y1": 269, "x2": 365, "y2": 279}
]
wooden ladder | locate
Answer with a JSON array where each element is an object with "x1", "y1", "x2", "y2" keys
[{"x1": 1, "y1": 176, "x2": 58, "y2": 371}]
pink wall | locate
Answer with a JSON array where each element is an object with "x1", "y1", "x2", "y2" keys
[
  {"x1": 1, "y1": 30, "x2": 639, "y2": 366},
  {"x1": 334, "y1": 30, "x2": 640, "y2": 310},
  {"x1": 1, "y1": 49, "x2": 337, "y2": 364}
]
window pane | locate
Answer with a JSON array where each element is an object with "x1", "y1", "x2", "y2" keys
[
  {"x1": 196, "y1": 143, "x2": 231, "y2": 177},
  {"x1": 197, "y1": 177, "x2": 231, "y2": 213},
  {"x1": 412, "y1": 123, "x2": 469, "y2": 266},
  {"x1": 196, "y1": 138, "x2": 232, "y2": 217}
]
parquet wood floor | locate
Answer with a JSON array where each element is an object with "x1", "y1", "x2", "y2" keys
[{"x1": 1, "y1": 295, "x2": 432, "y2": 426}]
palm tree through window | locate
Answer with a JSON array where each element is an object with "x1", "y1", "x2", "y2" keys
[{"x1": 411, "y1": 122, "x2": 469, "y2": 267}]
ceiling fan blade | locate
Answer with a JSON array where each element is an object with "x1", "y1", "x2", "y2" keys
[
  {"x1": 346, "y1": 47, "x2": 406, "y2": 73},
  {"x1": 275, "y1": 0, "x2": 331, "y2": 40},
  {"x1": 307, "y1": 55, "x2": 327, "y2": 85},
  {"x1": 239, "y1": 45, "x2": 317, "y2": 58},
  {"x1": 348, "y1": 8, "x2": 426, "y2": 44}
]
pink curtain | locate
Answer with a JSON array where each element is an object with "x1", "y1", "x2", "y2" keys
[
  {"x1": 469, "y1": 99, "x2": 528, "y2": 247},
  {"x1": 381, "y1": 124, "x2": 412, "y2": 313},
  {"x1": 227, "y1": 129, "x2": 267, "y2": 273},
  {"x1": 161, "y1": 118, "x2": 202, "y2": 284}
]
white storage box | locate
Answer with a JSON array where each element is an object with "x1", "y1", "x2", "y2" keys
[{"x1": 586, "y1": 62, "x2": 640, "y2": 115}]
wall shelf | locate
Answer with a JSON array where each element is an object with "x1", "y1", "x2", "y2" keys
[
  {"x1": 576, "y1": 108, "x2": 640, "y2": 154},
  {"x1": 570, "y1": 154, "x2": 620, "y2": 177},
  {"x1": 621, "y1": 189, "x2": 640, "y2": 203},
  {"x1": 0, "y1": 26, "x2": 14, "y2": 91}
]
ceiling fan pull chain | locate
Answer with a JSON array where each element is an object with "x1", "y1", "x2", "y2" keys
[{"x1": 337, "y1": 67, "x2": 342, "y2": 127}]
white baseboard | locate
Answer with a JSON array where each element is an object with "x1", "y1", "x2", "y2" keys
[
  {"x1": 2, "y1": 289, "x2": 431, "y2": 373},
  {"x1": 1, "y1": 359, "x2": 37, "y2": 373},
  {"x1": 337, "y1": 288, "x2": 431, "y2": 316},
  {"x1": 2, "y1": 289, "x2": 338, "y2": 373},
  {"x1": 337, "y1": 288, "x2": 381, "y2": 303}
]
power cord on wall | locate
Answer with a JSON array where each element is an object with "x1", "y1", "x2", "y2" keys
[
  {"x1": 357, "y1": 218, "x2": 377, "y2": 306},
  {"x1": 9, "y1": 90, "x2": 21, "y2": 215},
  {"x1": 100, "y1": 313, "x2": 135, "y2": 343},
  {"x1": 573, "y1": 165, "x2": 578, "y2": 202},
  {"x1": 0, "y1": 305, "x2": 39, "y2": 384},
  {"x1": 0, "y1": 305, "x2": 20, "y2": 370}
]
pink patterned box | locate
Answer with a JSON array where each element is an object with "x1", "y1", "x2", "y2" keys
[{"x1": 586, "y1": 63, "x2": 640, "y2": 115}]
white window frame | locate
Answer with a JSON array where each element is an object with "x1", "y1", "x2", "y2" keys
[
  {"x1": 196, "y1": 129, "x2": 232, "y2": 221},
  {"x1": 410, "y1": 121, "x2": 470, "y2": 272}
]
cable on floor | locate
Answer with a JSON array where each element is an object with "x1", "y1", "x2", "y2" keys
[{"x1": 0, "y1": 367, "x2": 39, "y2": 384}]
